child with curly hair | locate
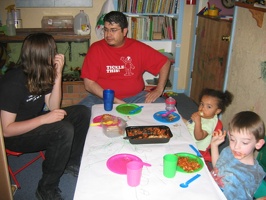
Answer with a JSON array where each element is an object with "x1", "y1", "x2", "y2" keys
[{"x1": 184, "y1": 88, "x2": 233, "y2": 152}]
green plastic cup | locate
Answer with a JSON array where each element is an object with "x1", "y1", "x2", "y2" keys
[{"x1": 163, "y1": 154, "x2": 178, "y2": 178}]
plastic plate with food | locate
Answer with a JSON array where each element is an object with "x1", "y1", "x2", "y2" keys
[
  {"x1": 175, "y1": 153, "x2": 203, "y2": 173},
  {"x1": 153, "y1": 111, "x2": 180, "y2": 123}
]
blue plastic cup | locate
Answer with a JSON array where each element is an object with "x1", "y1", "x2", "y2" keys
[{"x1": 103, "y1": 89, "x2": 114, "y2": 111}]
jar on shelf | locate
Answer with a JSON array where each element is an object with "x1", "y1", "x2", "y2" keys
[
  {"x1": 74, "y1": 10, "x2": 91, "y2": 35},
  {"x1": 6, "y1": 12, "x2": 16, "y2": 36},
  {"x1": 165, "y1": 97, "x2": 176, "y2": 111}
]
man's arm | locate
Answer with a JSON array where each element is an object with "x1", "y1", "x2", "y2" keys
[
  {"x1": 145, "y1": 59, "x2": 171, "y2": 103},
  {"x1": 83, "y1": 78, "x2": 125, "y2": 104}
]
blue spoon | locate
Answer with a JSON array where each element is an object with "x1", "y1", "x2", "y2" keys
[
  {"x1": 189, "y1": 144, "x2": 202, "y2": 157},
  {"x1": 180, "y1": 174, "x2": 201, "y2": 188},
  {"x1": 129, "y1": 106, "x2": 144, "y2": 114}
]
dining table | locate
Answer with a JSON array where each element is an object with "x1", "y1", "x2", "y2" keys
[{"x1": 73, "y1": 103, "x2": 227, "y2": 200}]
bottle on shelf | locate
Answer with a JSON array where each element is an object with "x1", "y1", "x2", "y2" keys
[
  {"x1": 6, "y1": 12, "x2": 16, "y2": 36},
  {"x1": 74, "y1": 10, "x2": 91, "y2": 35},
  {"x1": 12, "y1": 9, "x2": 22, "y2": 28},
  {"x1": 5, "y1": 4, "x2": 16, "y2": 36}
]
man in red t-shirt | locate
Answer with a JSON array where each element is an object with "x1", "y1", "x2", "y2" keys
[{"x1": 79, "y1": 11, "x2": 171, "y2": 108}]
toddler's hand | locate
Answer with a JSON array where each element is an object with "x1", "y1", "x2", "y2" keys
[{"x1": 191, "y1": 111, "x2": 201, "y2": 123}]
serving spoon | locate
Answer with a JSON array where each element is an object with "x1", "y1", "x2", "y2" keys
[{"x1": 180, "y1": 174, "x2": 201, "y2": 188}]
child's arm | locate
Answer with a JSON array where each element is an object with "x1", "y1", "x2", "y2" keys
[
  {"x1": 211, "y1": 130, "x2": 226, "y2": 167},
  {"x1": 192, "y1": 112, "x2": 207, "y2": 140}
]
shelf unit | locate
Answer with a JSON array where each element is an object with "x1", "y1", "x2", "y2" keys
[
  {"x1": 235, "y1": 2, "x2": 266, "y2": 28},
  {"x1": 114, "y1": 0, "x2": 184, "y2": 92}
]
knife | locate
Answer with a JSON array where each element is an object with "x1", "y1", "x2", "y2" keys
[
  {"x1": 129, "y1": 106, "x2": 144, "y2": 114},
  {"x1": 189, "y1": 144, "x2": 202, "y2": 157}
]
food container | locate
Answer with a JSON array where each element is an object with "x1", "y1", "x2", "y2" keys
[
  {"x1": 101, "y1": 116, "x2": 127, "y2": 138},
  {"x1": 208, "y1": 9, "x2": 219, "y2": 17},
  {"x1": 125, "y1": 125, "x2": 173, "y2": 144},
  {"x1": 41, "y1": 16, "x2": 74, "y2": 29}
]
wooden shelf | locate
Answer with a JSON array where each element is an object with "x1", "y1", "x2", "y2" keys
[
  {"x1": 197, "y1": 14, "x2": 233, "y2": 23},
  {"x1": 0, "y1": 28, "x2": 90, "y2": 43},
  {"x1": 235, "y1": 2, "x2": 266, "y2": 27},
  {"x1": 235, "y1": 2, "x2": 266, "y2": 12}
]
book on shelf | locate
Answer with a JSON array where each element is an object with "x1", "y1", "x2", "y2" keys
[
  {"x1": 118, "y1": 0, "x2": 179, "y2": 14},
  {"x1": 126, "y1": 15, "x2": 176, "y2": 40},
  {"x1": 149, "y1": 16, "x2": 153, "y2": 40}
]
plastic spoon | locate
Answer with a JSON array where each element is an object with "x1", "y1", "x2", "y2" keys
[
  {"x1": 142, "y1": 162, "x2": 152, "y2": 167},
  {"x1": 129, "y1": 106, "x2": 144, "y2": 114},
  {"x1": 161, "y1": 109, "x2": 175, "y2": 117},
  {"x1": 90, "y1": 121, "x2": 115, "y2": 126},
  {"x1": 189, "y1": 144, "x2": 202, "y2": 157},
  {"x1": 180, "y1": 174, "x2": 201, "y2": 188}
]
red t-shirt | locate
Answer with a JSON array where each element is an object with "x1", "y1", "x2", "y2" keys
[{"x1": 81, "y1": 38, "x2": 168, "y2": 99}]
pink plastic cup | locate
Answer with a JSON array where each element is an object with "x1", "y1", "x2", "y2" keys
[{"x1": 127, "y1": 161, "x2": 143, "y2": 187}]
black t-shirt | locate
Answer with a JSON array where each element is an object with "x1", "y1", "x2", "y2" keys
[{"x1": 0, "y1": 68, "x2": 47, "y2": 121}]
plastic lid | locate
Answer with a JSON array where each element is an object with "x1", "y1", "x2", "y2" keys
[{"x1": 165, "y1": 97, "x2": 176, "y2": 104}]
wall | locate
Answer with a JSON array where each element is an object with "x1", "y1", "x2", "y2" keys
[
  {"x1": 209, "y1": 0, "x2": 234, "y2": 15},
  {"x1": 0, "y1": 0, "x2": 195, "y2": 91},
  {"x1": 177, "y1": 4, "x2": 197, "y2": 92},
  {"x1": 0, "y1": 0, "x2": 105, "y2": 43},
  {"x1": 222, "y1": 7, "x2": 266, "y2": 128}
]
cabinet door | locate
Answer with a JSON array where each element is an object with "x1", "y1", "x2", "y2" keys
[{"x1": 190, "y1": 16, "x2": 232, "y2": 104}]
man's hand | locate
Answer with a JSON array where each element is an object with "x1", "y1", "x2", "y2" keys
[{"x1": 145, "y1": 88, "x2": 163, "y2": 103}]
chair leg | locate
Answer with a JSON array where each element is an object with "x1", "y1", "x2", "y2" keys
[
  {"x1": 7, "y1": 151, "x2": 45, "y2": 189},
  {"x1": 8, "y1": 165, "x2": 21, "y2": 189}
]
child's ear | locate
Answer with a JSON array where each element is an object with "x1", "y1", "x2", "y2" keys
[
  {"x1": 215, "y1": 109, "x2": 222, "y2": 115},
  {"x1": 255, "y1": 139, "x2": 265, "y2": 150}
]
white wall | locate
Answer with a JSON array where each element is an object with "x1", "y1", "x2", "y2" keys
[{"x1": 222, "y1": 7, "x2": 266, "y2": 128}]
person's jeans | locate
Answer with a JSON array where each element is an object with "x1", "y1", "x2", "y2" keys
[
  {"x1": 78, "y1": 90, "x2": 166, "y2": 109},
  {"x1": 4, "y1": 105, "x2": 91, "y2": 189}
]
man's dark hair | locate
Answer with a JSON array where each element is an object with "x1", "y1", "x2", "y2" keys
[{"x1": 103, "y1": 11, "x2": 128, "y2": 29}]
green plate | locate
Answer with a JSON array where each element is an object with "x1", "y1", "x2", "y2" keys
[
  {"x1": 175, "y1": 152, "x2": 204, "y2": 173},
  {"x1": 116, "y1": 104, "x2": 141, "y2": 115}
]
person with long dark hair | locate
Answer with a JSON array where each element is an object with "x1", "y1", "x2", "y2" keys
[{"x1": 0, "y1": 33, "x2": 90, "y2": 200}]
